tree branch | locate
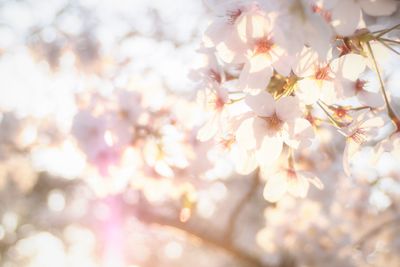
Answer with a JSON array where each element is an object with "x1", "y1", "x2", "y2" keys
[
  {"x1": 135, "y1": 194, "x2": 271, "y2": 267},
  {"x1": 224, "y1": 171, "x2": 260, "y2": 243},
  {"x1": 354, "y1": 215, "x2": 400, "y2": 249}
]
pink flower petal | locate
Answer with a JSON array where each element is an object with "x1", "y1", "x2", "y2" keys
[
  {"x1": 275, "y1": 96, "x2": 301, "y2": 122},
  {"x1": 263, "y1": 171, "x2": 287, "y2": 202},
  {"x1": 256, "y1": 135, "x2": 283, "y2": 166},
  {"x1": 245, "y1": 91, "x2": 275, "y2": 117},
  {"x1": 331, "y1": 0, "x2": 362, "y2": 36},
  {"x1": 239, "y1": 54, "x2": 273, "y2": 92}
]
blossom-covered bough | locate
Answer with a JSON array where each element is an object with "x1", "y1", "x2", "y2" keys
[{"x1": 196, "y1": 0, "x2": 400, "y2": 203}]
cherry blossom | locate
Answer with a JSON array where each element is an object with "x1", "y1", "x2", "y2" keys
[
  {"x1": 269, "y1": 0, "x2": 334, "y2": 56},
  {"x1": 236, "y1": 91, "x2": 314, "y2": 167},
  {"x1": 339, "y1": 111, "x2": 385, "y2": 175},
  {"x1": 263, "y1": 167, "x2": 323, "y2": 202},
  {"x1": 196, "y1": 86, "x2": 230, "y2": 141},
  {"x1": 4, "y1": 1, "x2": 400, "y2": 267},
  {"x1": 234, "y1": 10, "x2": 292, "y2": 93},
  {"x1": 327, "y1": 0, "x2": 398, "y2": 36},
  {"x1": 203, "y1": 1, "x2": 260, "y2": 64}
]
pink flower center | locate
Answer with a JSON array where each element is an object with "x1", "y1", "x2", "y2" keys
[
  {"x1": 264, "y1": 113, "x2": 283, "y2": 131},
  {"x1": 214, "y1": 95, "x2": 225, "y2": 111},
  {"x1": 350, "y1": 128, "x2": 367, "y2": 144},
  {"x1": 354, "y1": 79, "x2": 366, "y2": 94},
  {"x1": 226, "y1": 9, "x2": 242, "y2": 24},
  {"x1": 286, "y1": 168, "x2": 297, "y2": 179},
  {"x1": 315, "y1": 65, "x2": 332, "y2": 81},
  {"x1": 335, "y1": 108, "x2": 347, "y2": 118},
  {"x1": 219, "y1": 135, "x2": 236, "y2": 150},
  {"x1": 254, "y1": 37, "x2": 274, "y2": 55},
  {"x1": 338, "y1": 43, "x2": 351, "y2": 56}
]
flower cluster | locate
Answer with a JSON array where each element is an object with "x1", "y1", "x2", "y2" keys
[
  {"x1": 195, "y1": 0, "x2": 400, "y2": 202},
  {"x1": 71, "y1": 88, "x2": 216, "y2": 198}
]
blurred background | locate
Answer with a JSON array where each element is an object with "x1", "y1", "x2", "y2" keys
[{"x1": 0, "y1": 1, "x2": 399, "y2": 267}]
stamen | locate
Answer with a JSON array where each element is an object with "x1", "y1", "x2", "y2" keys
[
  {"x1": 338, "y1": 43, "x2": 351, "y2": 56},
  {"x1": 226, "y1": 9, "x2": 242, "y2": 25},
  {"x1": 335, "y1": 107, "x2": 347, "y2": 118},
  {"x1": 350, "y1": 128, "x2": 367, "y2": 144},
  {"x1": 254, "y1": 37, "x2": 274, "y2": 55},
  {"x1": 218, "y1": 135, "x2": 236, "y2": 150},
  {"x1": 354, "y1": 79, "x2": 367, "y2": 94},
  {"x1": 311, "y1": 4, "x2": 322, "y2": 14},
  {"x1": 212, "y1": 93, "x2": 225, "y2": 111},
  {"x1": 264, "y1": 113, "x2": 283, "y2": 131},
  {"x1": 311, "y1": 4, "x2": 331, "y2": 22},
  {"x1": 315, "y1": 65, "x2": 332, "y2": 81},
  {"x1": 209, "y1": 69, "x2": 222, "y2": 84}
]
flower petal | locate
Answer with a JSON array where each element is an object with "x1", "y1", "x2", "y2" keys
[
  {"x1": 293, "y1": 46, "x2": 319, "y2": 77},
  {"x1": 275, "y1": 96, "x2": 301, "y2": 122},
  {"x1": 237, "y1": 12, "x2": 271, "y2": 43},
  {"x1": 360, "y1": 0, "x2": 397, "y2": 16},
  {"x1": 343, "y1": 139, "x2": 359, "y2": 176},
  {"x1": 358, "y1": 90, "x2": 384, "y2": 108},
  {"x1": 256, "y1": 135, "x2": 283, "y2": 166},
  {"x1": 263, "y1": 171, "x2": 287, "y2": 202},
  {"x1": 245, "y1": 91, "x2": 275, "y2": 117},
  {"x1": 236, "y1": 117, "x2": 267, "y2": 150},
  {"x1": 197, "y1": 112, "x2": 220, "y2": 141},
  {"x1": 331, "y1": 54, "x2": 367, "y2": 81},
  {"x1": 287, "y1": 174, "x2": 309, "y2": 198},
  {"x1": 239, "y1": 54, "x2": 273, "y2": 92},
  {"x1": 295, "y1": 79, "x2": 321, "y2": 105},
  {"x1": 331, "y1": 1, "x2": 362, "y2": 36},
  {"x1": 236, "y1": 117, "x2": 256, "y2": 150},
  {"x1": 284, "y1": 118, "x2": 314, "y2": 149},
  {"x1": 233, "y1": 147, "x2": 258, "y2": 175}
]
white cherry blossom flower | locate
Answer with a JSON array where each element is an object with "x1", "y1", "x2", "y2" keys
[
  {"x1": 339, "y1": 111, "x2": 385, "y2": 175},
  {"x1": 203, "y1": 1, "x2": 261, "y2": 64},
  {"x1": 235, "y1": 11, "x2": 292, "y2": 93},
  {"x1": 144, "y1": 126, "x2": 189, "y2": 178},
  {"x1": 327, "y1": 0, "x2": 397, "y2": 36},
  {"x1": 294, "y1": 49, "x2": 373, "y2": 105},
  {"x1": 236, "y1": 91, "x2": 314, "y2": 167},
  {"x1": 197, "y1": 86, "x2": 230, "y2": 141},
  {"x1": 268, "y1": 0, "x2": 334, "y2": 56},
  {"x1": 263, "y1": 167, "x2": 324, "y2": 202},
  {"x1": 294, "y1": 47, "x2": 338, "y2": 105},
  {"x1": 343, "y1": 78, "x2": 384, "y2": 107}
]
